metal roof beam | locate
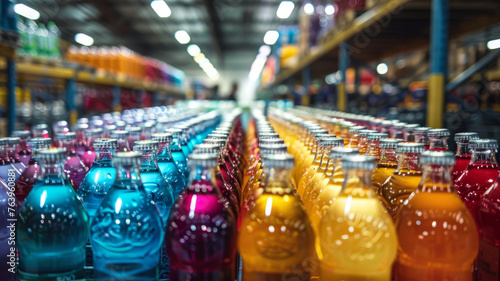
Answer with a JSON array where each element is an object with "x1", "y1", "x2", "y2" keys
[{"x1": 203, "y1": 0, "x2": 224, "y2": 59}]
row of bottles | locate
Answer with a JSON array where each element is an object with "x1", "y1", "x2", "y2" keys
[{"x1": 17, "y1": 19, "x2": 61, "y2": 59}]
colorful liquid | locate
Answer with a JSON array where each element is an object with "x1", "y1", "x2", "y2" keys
[
  {"x1": 380, "y1": 171, "x2": 422, "y2": 218},
  {"x1": 452, "y1": 154, "x2": 471, "y2": 182},
  {"x1": 64, "y1": 155, "x2": 88, "y2": 191},
  {"x1": 80, "y1": 149, "x2": 96, "y2": 169},
  {"x1": 372, "y1": 163, "x2": 398, "y2": 196},
  {"x1": 171, "y1": 149, "x2": 189, "y2": 179},
  {"x1": 141, "y1": 168, "x2": 175, "y2": 225},
  {"x1": 157, "y1": 160, "x2": 187, "y2": 198},
  {"x1": 15, "y1": 159, "x2": 41, "y2": 205},
  {"x1": 77, "y1": 159, "x2": 116, "y2": 218}
]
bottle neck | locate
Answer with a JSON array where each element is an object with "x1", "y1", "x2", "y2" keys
[
  {"x1": 188, "y1": 165, "x2": 219, "y2": 191},
  {"x1": 157, "y1": 141, "x2": 173, "y2": 160},
  {"x1": 340, "y1": 168, "x2": 375, "y2": 197},
  {"x1": 116, "y1": 163, "x2": 142, "y2": 185},
  {"x1": 329, "y1": 158, "x2": 342, "y2": 180},
  {"x1": 365, "y1": 140, "x2": 381, "y2": 158},
  {"x1": 263, "y1": 166, "x2": 294, "y2": 191},
  {"x1": 455, "y1": 141, "x2": 472, "y2": 157},
  {"x1": 40, "y1": 160, "x2": 66, "y2": 179},
  {"x1": 139, "y1": 149, "x2": 159, "y2": 169},
  {"x1": 379, "y1": 148, "x2": 398, "y2": 166},
  {"x1": 429, "y1": 137, "x2": 449, "y2": 150},
  {"x1": 116, "y1": 138, "x2": 130, "y2": 152},
  {"x1": 397, "y1": 152, "x2": 422, "y2": 172},
  {"x1": 95, "y1": 148, "x2": 115, "y2": 163},
  {"x1": 58, "y1": 139, "x2": 77, "y2": 155},
  {"x1": 75, "y1": 131, "x2": 86, "y2": 144},
  {"x1": 314, "y1": 144, "x2": 333, "y2": 166},
  {"x1": 471, "y1": 149, "x2": 498, "y2": 166},
  {"x1": 170, "y1": 134, "x2": 182, "y2": 151},
  {"x1": 418, "y1": 164, "x2": 454, "y2": 192}
]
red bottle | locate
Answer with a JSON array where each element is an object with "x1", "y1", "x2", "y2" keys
[
  {"x1": 414, "y1": 127, "x2": 430, "y2": 150},
  {"x1": 428, "y1": 128, "x2": 450, "y2": 151},
  {"x1": 452, "y1": 132, "x2": 479, "y2": 184},
  {"x1": 455, "y1": 139, "x2": 500, "y2": 220}
]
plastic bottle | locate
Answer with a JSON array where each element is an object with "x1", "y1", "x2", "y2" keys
[
  {"x1": 18, "y1": 148, "x2": 89, "y2": 281},
  {"x1": 14, "y1": 138, "x2": 52, "y2": 205},
  {"x1": 414, "y1": 127, "x2": 431, "y2": 150},
  {"x1": 347, "y1": 126, "x2": 365, "y2": 148},
  {"x1": 239, "y1": 154, "x2": 316, "y2": 281},
  {"x1": 25, "y1": 20, "x2": 38, "y2": 57},
  {"x1": 452, "y1": 132, "x2": 479, "y2": 183},
  {"x1": 380, "y1": 142, "x2": 426, "y2": 218},
  {"x1": 91, "y1": 151, "x2": 163, "y2": 280},
  {"x1": 358, "y1": 129, "x2": 377, "y2": 155},
  {"x1": 110, "y1": 130, "x2": 131, "y2": 152},
  {"x1": 166, "y1": 128, "x2": 189, "y2": 179},
  {"x1": 16, "y1": 18, "x2": 28, "y2": 56},
  {"x1": 128, "y1": 126, "x2": 142, "y2": 149},
  {"x1": 47, "y1": 21, "x2": 60, "y2": 59},
  {"x1": 36, "y1": 23, "x2": 49, "y2": 58},
  {"x1": 428, "y1": 128, "x2": 450, "y2": 151},
  {"x1": 153, "y1": 133, "x2": 187, "y2": 198},
  {"x1": 54, "y1": 132, "x2": 89, "y2": 190},
  {"x1": 364, "y1": 133, "x2": 389, "y2": 161},
  {"x1": 166, "y1": 153, "x2": 237, "y2": 280},
  {"x1": 455, "y1": 139, "x2": 500, "y2": 219},
  {"x1": 319, "y1": 155, "x2": 397, "y2": 281},
  {"x1": 396, "y1": 151, "x2": 478, "y2": 281},
  {"x1": 74, "y1": 123, "x2": 89, "y2": 158},
  {"x1": 372, "y1": 138, "x2": 402, "y2": 195},
  {"x1": 12, "y1": 130, "x2": 31, "y2": 166},
  {"x1": 81, "y1": 128, "x2": 103, "y2": 169}
]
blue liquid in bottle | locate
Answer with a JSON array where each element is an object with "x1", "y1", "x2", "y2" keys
[
  {"x1": 153, "y1": 133, "x2": 187, "y2": 198},
  {"x1": 17, "y1": 148, "x2": 89, "y2": 281},
  {"x1": 77, "y1": 139, "x2": 117, "y2": 218},
  {"x1": 166, "y1": 129, "x2": 190, "y2": 179},
  {"x1": 91, "y1": 151, "x2": 164, "y2": 281}
]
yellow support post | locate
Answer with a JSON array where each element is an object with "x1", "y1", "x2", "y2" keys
[{"x1": 427, "y1": 74, "x2": 445, "y2": 128}]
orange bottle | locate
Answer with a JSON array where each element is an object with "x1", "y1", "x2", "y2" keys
[
  {"x1": 365, "y1": 133, "x2": 388, "y2": 160},
  {"x1": 372, "y1": 138, "x2": 402, "y2": 195},
  {"x1": 347, "y1": 126, "x2": 365, "y2": 148},
  {"x1": 293, "y1": 128, "x2": 329, "y2": 190},
  {"x1": 396, "y1": 151, "x2": 478, "y2": 281},
  {"x1": 358, "y1": 130, "x2": 377, "y2": 155}
]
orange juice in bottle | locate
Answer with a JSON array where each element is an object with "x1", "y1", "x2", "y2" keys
[
  {"x1": 347, "y1": 125, "x2": 365, "y2": 148},
  {"x1": 396, "y1": 151, "x2": 478, "y2": 281},
  {"x1": 293, "y1": 128, "x2": 328, "y2": 189},
  {"x1": 372, "y1": 138, "x2": 402, "y2": 195},
  {"x1": 380, "y1": 142, "x2": 425, "y2": 218},
  {"x1": 358, "y1": 130, "x2": 377, "y2": 154},
  {"x1": 319, "y1": 155, "x2": 397, "y2": 280}
]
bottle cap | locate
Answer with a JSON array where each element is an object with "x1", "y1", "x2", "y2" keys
[
  {"x1": 315, "y1": 133, "x2": 334, "y2": 140},
  {"x1": 110, "y1": 130, "x2": 130, "y2": 139},
  {"x1": 310, "y1": 129, "x2": 329, "y2": 136},
  {"x1": 6, "y1": 137, "x2": 20, "y2": 145},
  {"x1": 420, "y1": 151, "x2": 456, "y2": 165},
  {"x1": 90, "y1": 119, "x2": 104, "y2": 128},
  {"x1": 188, "y1": 153, "x2": 219, "y2": 167},
  {"x1": 403, "y1": 124, "x2": 419, "y2": 132},
  {"x1": 85, "y1": 128, "x2": 103, "y2": 138},
  {"x1": 33, "y1": 124, "x2": 49, "y2": 130},
  {"x1": 349, "y1": 126, "x2": 366, "y2": 134},
  {"x1": 379, "y1": 138, "x2": 403, "y2": 149},
  {"x1": 73, "y1": 123, "x2": 89, "y2": 131},
  {"x1": 203, "y1": 138, "x2": 226, "y2": 148},
  {"x1": 129, "y1": 127, "x2": 142, "y2": 135},
  {"x1": 381, "y1": 120, "x2": 393, "y2": 127},
  {"x1": 214, "y1": 127, "x2": 231, "y2": 132},
  {"x1": 211, "y1": 131, "x2": 230, "y2": 136},
  {"x1": 115, "y1": 121, "x2": 127, "y2": 130},
  {"x1": 93, "y1": 138, "x2": 118, "y2": 149},
  {"x1": 454, "y1": 132, "x2": 479, "y2": 142},
  {"x1": 103, "y1": 125, "x2": 117, "y2": 132},
  {"x1": 259, "y1": 138, "x2": 285, "y2": 146},
  {"x1": 414, "y1": 127, "x2": 431, "y2": 134},
  {"x1": 319, "y1": 137, "x2": 344, "y2": 147},
  {"x1": 55, "y1": 132, "x2": 76, "y2": 141},
  {"x1": 193, "y1": 143, "x2": 221, "y2": 154},
  {"x1": 366, "y1": 133, "x2": 388, "y2": 141},
  {"x1": 259, "y1": 133, "x2": 280, "y2": 140},
  {"x1": 37, "y1": 148, "x2": 67, "y2": 162},
  {"x1": 259, "y1": 143, "x2": 288, "y2": 154},
  {"x1": 392, "y1": 122, "x2": 406, "y2": 129},
  {"x1": 0, "y1": 139, "x2": 7, "y2": 146},
  {"x1": 207, "y1": 133, "x2": 228, "y2": 139},
  {"x1": 470, "y1": 139, "x2": 498, "y2": 150},
  {"x1": 342, "y1": 155, "x2": 376, "y2": 170},
  {"x1": 12, "y1": 130, "x2": 30, "y2": 138},
  {"x1": 358, "y1": 130, "x2": 377, "y2": 137},
  {"x1": 396, "y1": 142, "x2": 426, "y2": 153},
  {"x1": 370, "y1": 119, "x2": 383, "y2": 125},
  {"x1": 262, "y1": 154, "x2": 295, "y2": 168},
  {"x1": 152, "y1": 133, "x2": 173, "y2": 143},
  {"x1": 165, "y1": 128, "x2": 182, "y2": 136},
  {"x1": 340, "y1": 121, "x2": 354, "y2": 129},
  {"x1": 428, "y1": 128, "x2": 450, "y2": 137},
  {"x1": 329, "y1": 147, "x2": 360, "y2": 159},
  {"x1": 133, "y1": 140, "x2": 159, "y2": 152},
  {"x1": 28, "y1": 138, "x2": 52, "y2": 150},
  {"x1": 141, "y1": 121, "x2": 155, "y2": 129},
  {"x1": 113, "y1": 151, "x2": 142, "y2": 166}
]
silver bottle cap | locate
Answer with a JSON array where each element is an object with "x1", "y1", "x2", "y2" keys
[
  {"x1": 454, "y1": 132, "x2": 479, "y2": 142},
  {"x1": 7, "y1": 137, "x2": 20, "y2": 145},
  {"x1": 420, "y1": 151, "x2": 456, "y2": 165},
  {"x1": 366, "y1": 133, "x2": 389, "y2": 141},
  {"x1": 133, "y1": 140, "x2": 159, "y2": 152},
  {"x1": 110, "y1": 130, "x2": 130, "y2": 139},
  {"x1": 152, "y1": 133, "x2": 173, "y2": 143},
  {"x1": 113, "y1": 151, "x2": 142, "y2": 166},
  {"x1": 55, "y1": 132, "x2": 76, "y2": 141},
  {"x1": 28, "y1": 138, "x2": 52, "y2": 150},
  {"x1": 342, "y1": 155, "x2": 376, "y2": 170},
  {"x1": 93, "y1": 138, "x2": 118, "y2": 149},
  {"x1": 85, "y1": 128, "x2": 103, "y2": 138},
  {"x1": 37, "y1": 148, "x2": 67, "y2": 162},
  {"x1": 193, "y1": 143, "x2": 221, "y2": 154},
  {"x1": 329, "y1": 147, "x2": 360, "y2": 159},
  {"x1": 12, "y1": 130, "x2": 30, "y2": 138},
  {"x1": 188, "y1": 153, "x2": 219, "y2": 167},
  {"x1": 396, "y1": 142, "x2": 426, "y2": 153},
  {"x1": 379, "y1": 138, "x2": 403, "y2": 149},
  {"x1": 470, "y1": 139, "x2": 498, "y2": 150},
  {"x1": 428, "y1": 128, "x2": 450, "y2": 138},
  {"x1": 358, "y1": 130, "x2": 377, "y2": 137}
]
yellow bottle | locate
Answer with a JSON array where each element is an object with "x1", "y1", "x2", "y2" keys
[
  {"x1": 347, "y1": 126, "x2": 366, "y2": 148},
  {"x1": 372, "y1": 139, "x2": 402, "y2": 195},
  {"x1": 380, "y1": 142, "x2": 425, "y2": 218},
  {"x1": 358, "y1": 130, "x2": 377, "y2": 155},
  {"x1": 364, "y1": 133, "x2": 388, "y2": 160},
  {"x1": 239, "y1": 154, "x2": 316, "y2": 281},
  {"x1": 294, "y1": 128, "x2": 329, "y2": 191},
  {"x1": 339, "y1": 121, "x2": 354, "y2": 146},
  {"x1": 319, "y1": 155, "x2": 397, "y2": 280}
]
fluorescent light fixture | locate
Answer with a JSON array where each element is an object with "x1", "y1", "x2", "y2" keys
[
  {"x1": 187, "y1": 44, "x2": 201, "y2": 56},
  {"x1": 150, "y1": 0, "x2": 171, "y2": 18},
  {"x1": 377, "y1": 63, "x2": 389, "y2": 75},
  {"x1": 75, "y1": 33, "x2": 94, "y2": 46},
  {"x1": 304, "y1": 3, "x2": 314, "y2": 15},
  {"x1": 194, "y1": 53, "x2": 206, "y2": 63},
  {"x1": 263, "y1": 30, "x2": 280, "y2": 45},
  {"x1": 175, "y1": 30, "x2": 191, "y2": 44},
  {"x1": 487, "y1": 39, "x2": 500, "y2": 50},
  {"x1": 14, "y1": 4, "x2": 40, "y2": 20},
  {"x1": 198, "y1": 58, "x2": 210, "y2": 67},
  {"x1": 259, "y1": 45, "x2": 272, "y2": 56},
  {"x1": 325, "y1": 4, "x2": 335, "y2": 15},
  {"x1": 277, "y1": 1, "x2": 295, "y2": 19}
]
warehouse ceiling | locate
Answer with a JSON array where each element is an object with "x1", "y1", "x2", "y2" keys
[{"x1": 20, "y1": 0, "x2": 300, "y2": 84}]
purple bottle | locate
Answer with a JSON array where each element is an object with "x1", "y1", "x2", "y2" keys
[
  {"x1": 54, "y1": 132, "x2": 89, "y2": 191},
  {"x1": 6, "y1": 137, "x2": 26, "y2": 177},
  {"x1": 12, "y1": 130, "x2": 32, "y2": 166},
  {"x1": 74, "y1": 123, "x2": 89, "y2": 158},
  {"x1": 166, "y1": 153, "x2": 237, "y2": 281},
  {"x1": 110, "y1": 130, "x2": 131, "y2": 152},
  {"x1": 81, "y1": 128, "x2": 103, "y2": 169}
]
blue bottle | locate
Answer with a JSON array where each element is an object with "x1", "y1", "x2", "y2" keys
[
  {"x1": 90, "y1": 151, "x2": 164, "y2": 281},
  {"x1": 77, "y1": 138, "x2": 118, "y2": 218},
  {"x1": 176, "y1": 126, "x2": 193, "y2": 156},
  {"x1": 133, "y1": 140, "x2": 175, "y2": 224},
  {"x1": 17, "y1": 148, "x2": 89, "y2": 281},
  {"x1": 166, "y1": 128, "x2": 190, "y2": 179},
  {"x1": 152, "y1": 133, "x2": 187, "y2": 198}
]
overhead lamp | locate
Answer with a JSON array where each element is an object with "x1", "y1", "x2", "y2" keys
[
  {"x1": 377, "y1": 63, "x2": 389, "y2": 75},
  {"x1": 276, "y1": 1, "x2": 295, "y2": 19},
  {"x1": 175, "y1": 30, "x2": 191, "y2": 44},
  {"x1": 304, "y1": 3, "x2": 314, "y2": 15},
  {"x1": 487, "y1": 39, "x2": 500, "y2": 50},
  {"x1": 75, "y1": 33, "x2": 94, "y2": 46},
  {"x1": 198, "y1": 58, "x2": 210, "y2": 68},
  {"x1": 263, "y1": 30, "x2": 280, "y2": 45},
  {"x1": 14, "y1": 4, "x2": 40, "y2": 20},
  {"x1": 325, "y1": 4, "x2": 335, "y2": 15},
  {"x1": 150, "y1": 0, "x2": 171, "y2": 18},
  {"x1": 187, "y1": 44, "x2": 201, "y2": 56},
  {"x1": 194, "y1": 53, "x2": 206, "y2": 63}
]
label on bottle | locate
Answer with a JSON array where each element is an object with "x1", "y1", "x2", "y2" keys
[{"x1": 477, "y1": 239, "x2": 500, "y2": 281}]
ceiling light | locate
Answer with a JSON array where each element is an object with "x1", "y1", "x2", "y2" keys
[
  {"x1": 75, "y1": 33, "x2": 94, "y2": 46},
  {"x1": 304, "y1": 3, "x2": 314, "y2": 15},
  {"x1": 263, "y1": 30, "x2": 280, "y2": 45},
  {"x1": 175, "y1": 30, "x2": 191, "y2": 44},
  {"x1": 377, "y1": 63, "x2": 389, "y2": 75},
  {"x1": 277, "y1": 1, "x2": 295, "y2": 19},
  {"x1": 198, "y1": 58, "x2": 210, "y2": 67},
  {"x1": 325, "y1": 4, "x2": 335, "y2": 15},
  {"x1": 487, "y1": 39, "x2": 500, "y2": 50},
  {"x1": 187, "y1": 44, "x2": 201, "y2": 56},
  {"x1": 14, "y1": 4, "x2": 40, "y2": 20},
  {"x1": 150, "y1": 0, "x2": 171, "y2": 18},
  {"x1": 194, "y1": 53, "x2": 205, "y2": 63},
  {"x1": 259, "y1": 45, "x2": 272, "y2": 56}
]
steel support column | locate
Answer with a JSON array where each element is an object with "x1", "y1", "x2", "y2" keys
[
  {"x1": 66, "y1": 79, "x2": 77, "y2": 126},
  {"x1": 338, "y1": 42, "x2": 349, "y2": 112},
  {"x1": 428, "y1": 0, "x2": 449, "y2": 128},
  {"x1": 7, "y1": 59, "x2": 16, "y2": 135}
]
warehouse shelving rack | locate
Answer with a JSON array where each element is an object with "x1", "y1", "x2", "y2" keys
[{"x1": 267, "y1": 0, "x2": 500, "y2": 128}]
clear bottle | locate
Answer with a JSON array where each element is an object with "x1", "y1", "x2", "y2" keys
[
  {"x1": 91, "y1": 151, "x2": 164, "y2": 280},
  {"x1": 358, "y1": 129, "x2": 377, "y2": 155},
  {"x1": 77, "y1": 139, "x2": 117, "y2": 218},
  {"x1": 47, "y1": 21, "x2": 61, "y2": 58},
  {"x1": 18, "y1": 148, "x2": 89, "y2": 281},
  {"x1": 166, "y1": 128, "x2": 189, "y2": 179},
  {"x1": 428, "y1": 128, "x2": 450, "y2": 151},
  {"x1": 319, "y1": 155, "x2": 397, "y2": 281},
  {"x1": 365, "y1": 133, "x2": 389, "y2": 161},
  {"x1": 128, "y1": 126, "x2": 142, "y2": 149},
  {"x1": 110, "y1": 130, "x2": 131, "y2": 152},
  {"x1": 166, "y1": 153, "x2": 237, "y2": 280},
  {"x1": 31, "y1": 124, "x2": 50, "y2": 138},
  {"x1": 396, "y1": 151, "x2": 478, "y2": 281},
  {"x1": 452, "y1": 132, "x2": 479, "y2": 183},
  {"x1": 152, "y1": 133, "x2": 187, "y2": 198},
  {"x1": 15, "y1": 138, "x2": 52, "y2": 205},
  {"x1": 414, "y1": 127, "x2": 431, "y2": 150},
  {"x1": 403, "y1": 124, "x2": 419, "y2": 142},
  {"x1": 12, "y1": 130, "x2": 32, "y2": 166},
  {"x1": 54, "y1": 132, "x2": 89, "y2": 190},
  {"x1": 380, "y1": 142, "x2": 426, "y2": 218},
  {"x1": 239, "y1": 154, "x2": 316, "y2": 281},
  {"x1": 176, "y1": 126, "x2": 192, "y2": 157},
  {"x1": 347, "y1": 126, "x2": 365, "y2": 148},
  {"x1": 372, "y1": 138, "x2": 402, "y2": 196}
]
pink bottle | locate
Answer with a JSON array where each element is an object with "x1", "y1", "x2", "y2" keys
[
  {"x1": 452, "y1": 132, "x2": 479, "y2": 184},
  {"x1": 12, "y1": 130, "x2": 32, "y2": 166},
  {"x1": 81, "y1": 128, "x2": 103, "y2": 169},
  {"x1": 54, "y1": 132, "x2": 89, "y2": 191}
]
